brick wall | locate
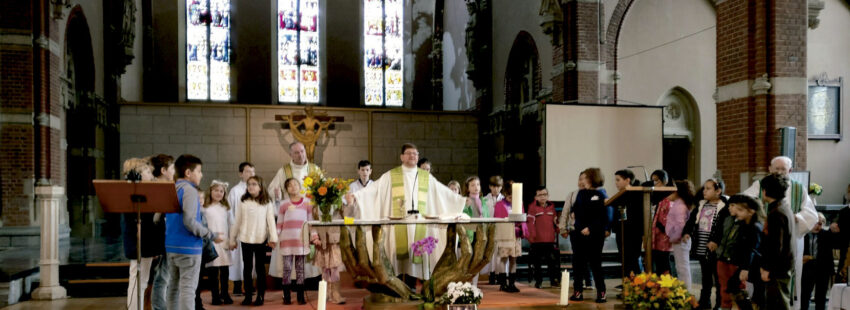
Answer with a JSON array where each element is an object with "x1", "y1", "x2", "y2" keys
[
  {"x1": 120, "y1": 104, "x2": 478, "y2": 190},
  {"x1": 715, "y1": 0, "x2": 808, "y2": 192}
]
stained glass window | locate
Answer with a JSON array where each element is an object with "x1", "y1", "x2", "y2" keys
[
  {"x1": 278, "y1": 0, "x2": 320, "y2": 104},
  {"x1": 364, "y1": 0, "x2": 403, "y2": 107},
  {"x1": 187, "y1": 0, "x2": 230, "y2": 101}
]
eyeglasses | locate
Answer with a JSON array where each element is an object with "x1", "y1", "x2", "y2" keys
[{"x1": 404, "y1": 151, "x2": 419, "y2": 156}]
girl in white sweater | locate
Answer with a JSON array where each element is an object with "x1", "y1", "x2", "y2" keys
[
  {"x1": 229, "y1": 176, "x2": 277, "y2": 306},
  {"x1": 202, "y1": 180, "x2": 234, "y2": 305}
]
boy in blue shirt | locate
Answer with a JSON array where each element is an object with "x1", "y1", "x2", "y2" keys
[{"x1": 166, "y1": 155, "x2": 223, "y2": 310}]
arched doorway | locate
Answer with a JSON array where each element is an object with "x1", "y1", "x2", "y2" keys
[
  {"x1": 501, "y1": 31, "x2": 542, "y2": 196},
  {"x1": 64, "y1": 7, "x2": 117, "y2": 239},
  {"x1": 660, "y1": 87, "x2": 700, "y2": 184}
]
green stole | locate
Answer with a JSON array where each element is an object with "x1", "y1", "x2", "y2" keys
[
  {"x1": 284, "y1": 162, "x2": 321, "y2": 180},
  {"x1": 390, "y1": 166, "x2": 429, "y2": 263},
  {"x1": 758, "y1": 179, "x2": 804, "y2": 213}
]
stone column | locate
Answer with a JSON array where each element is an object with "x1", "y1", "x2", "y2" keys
[{"x1": 32, "y1": 185, "x2": 67, "y2": 300}]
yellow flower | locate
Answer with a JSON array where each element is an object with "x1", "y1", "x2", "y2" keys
[
  {"x1": 658, "y1": 274, "x2": 676, "y2": 288},
  {"x1": 304, "y1": 177, "x2": 313, "y2": 187}
]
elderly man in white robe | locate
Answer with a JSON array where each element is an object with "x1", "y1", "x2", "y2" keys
[
  {"x1": 267, "y1": 142, "x2": 324, "y2": 281},
  {"x1": 743, "y1": 156, "x2": 818, "y2": 310},
  {"x1": 348, "y1": 143, "x2": 467, "y2": 288},
  {"x1": 226, "y1": 162, "x2": 255, "y2": 296}
]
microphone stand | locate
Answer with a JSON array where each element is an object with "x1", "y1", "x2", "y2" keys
[
  {"x1": 628, "y1": 165, "x2": 650, "y2": 184},
  {"x1": 408, "y1": 169, "x2": 420, "y2": 216}
]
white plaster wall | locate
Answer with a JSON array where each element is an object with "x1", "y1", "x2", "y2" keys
[
  {"x1": 616, "y1": 0, "x2": 716, "y2": 183},
  {"x1": 442, "y1": 0, "x2": 476, "y2": 111},
  {"x1": 806, "y1": 0, "x2": 850, "y2": 204},
  {"x1": 121, "y1": 0, "x2": 144, "y2": 102},
  {"x1": 491, "y1": 0, "x2": 553, "y2": 110}
]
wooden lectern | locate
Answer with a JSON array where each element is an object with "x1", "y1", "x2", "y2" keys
[
  {"x1": 605, "y1": 185, "x2": 676, "y2": 280},
  {"x1": 93, "y1": 180, "x2": 180, "y2": 310}
]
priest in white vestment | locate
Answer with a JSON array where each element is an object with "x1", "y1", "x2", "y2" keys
[
  {"x1": 350, "y1": 143, "x2": 467, "y2": 280},
  {"x1": 226, "y1": 162, "x2": 255, "y2": 292},
  {"x1": 743, "y1": 156, "x2": 817, "y2": 310},
  {"x1": 267, "y1": 142, "x2": 323, "y2": 279}
]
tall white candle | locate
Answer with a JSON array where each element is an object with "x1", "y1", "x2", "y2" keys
[
  {"x1": 511, "y1": 183, "x2": 523, "y2": 214},
  {"x1": 558, "y1": 270, "x2": 570, "y2": 306},
  {"x1": 559, "y1": 270, "x2": 570, "y2": 305},
  {"x1": 318, "y1": 280, "x2": 327, "y2": 310}
]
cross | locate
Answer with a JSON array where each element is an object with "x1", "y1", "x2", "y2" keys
[{"x1": 275, "y1": 106, "x2": 345, "y2": 162}]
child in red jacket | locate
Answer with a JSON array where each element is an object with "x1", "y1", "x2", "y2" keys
[{"x1": 526, "y1": 186, "x2": 560, "y2": 288}]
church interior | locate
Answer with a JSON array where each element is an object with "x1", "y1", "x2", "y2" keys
[{"x1": 2, "y1": 0, "x2": 850, "y2": 308}]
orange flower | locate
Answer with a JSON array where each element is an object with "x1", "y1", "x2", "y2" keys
[
  {"x1": 318, "y1": 186, "x2": 328, "y2": 196},
  {"x1": 646, "y1": 281, "x2": 656, "y2": 288}
]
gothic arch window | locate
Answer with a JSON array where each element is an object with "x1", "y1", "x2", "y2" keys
[
  {"x1": 186, "y1": 0, "x2": 231, "y2": 101},
  {"x1": 278, "y1": 0, "x2": 320, "y2": 104},
  {"x1": 364, "y1": 0, "x2": 403, "y2": 106},
  {"x1": 504, "y1": 32, "x2": 540, "y2": 108}
]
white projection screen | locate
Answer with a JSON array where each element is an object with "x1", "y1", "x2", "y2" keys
[{"x1": 545, "y1": 104, "x2": 664, "y2": 200}]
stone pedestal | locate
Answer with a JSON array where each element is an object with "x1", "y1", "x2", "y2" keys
[{"x1": 31, "y1": 185, "x2": 67, "y2": 300}]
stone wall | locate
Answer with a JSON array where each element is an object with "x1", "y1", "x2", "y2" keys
[{"x1": 120, "y1": 103, "x2": 479, "y2": 189}]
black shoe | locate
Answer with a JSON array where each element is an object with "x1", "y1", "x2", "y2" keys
[
  {"x1": 489, "y1": 272, "x2": 497, "y2": 285},
  {"x1": 550, "y1": 280, "x2": 560, "y2": 288},
  {"x1": 596, "y1": 291, "x2": 607, "y2": 303},
  {"x1": 241, "y1": 294, "x2": 253, "y2": 306},
  {"x1": 233, "y1": 281, "x2": 243, "y2": 296},
  {"x1": 498, "y1": 274, "x2": 508, "y2": 291},
  {"x1": 569, "y1": 291, "x2": 583, "y2": 301},
  {"x1": 221, "y1": 294, "x2": 234, "y2": 305},
  {"x1": 253, "y1": 294, "x2": 265, "y2": 306},
  {"x1": 195, "y1": 297, "x2": 205, "y2": 310},
  {"x1": 282, "y1": 284, "x2": 292, "y2": 305},
  {"x1": 534, "y1": 281, "x2": 542, "y2": 289},
  {"x1": 296, "y1": 285, "x2": 307, "y2": 305},
  {"x1": 506, "y1": 274, "x2": 520, "y2": 293}
]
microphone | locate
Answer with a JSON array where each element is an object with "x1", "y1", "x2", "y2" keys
[
  {"x1": 627, "y1": 165, "x2": 650, "y2": 184},
  {"x1": 408, "y1": 169, "x2": 420, "y2": 215}
]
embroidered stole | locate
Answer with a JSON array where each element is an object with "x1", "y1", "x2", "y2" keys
[
  {"x1": 390, "y1": 166, "x2": 429, "y2": 263},
  {"x1": 284, "y1": 163, "x2": 321, "y2": 180}
]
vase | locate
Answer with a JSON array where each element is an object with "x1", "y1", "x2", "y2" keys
[
  {"x1": 447, "y1": 304, "x2": 477, "y2": 310},
  {"x1": 319, "y1": 203, "x2": 338, "y2": 222}
]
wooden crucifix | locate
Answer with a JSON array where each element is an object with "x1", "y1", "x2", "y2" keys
[{"x1": 274, "y1": 106, "x2": 344, "y2": 162}]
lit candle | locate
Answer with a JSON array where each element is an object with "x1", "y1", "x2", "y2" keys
[
  {"x1": 318, "y1": 280, "x2": 327, "y2": 310},
  {"x1": 511, "y1": 183, "x2": 523, "y2": 214},
  {"x1": 559, "y1": 270, "x2": 570, "y2": 305}
]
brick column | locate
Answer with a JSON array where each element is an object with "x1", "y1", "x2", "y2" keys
[
  {"x1": 715, "y1": 0, "x2": 808, "y2": 192},
  {"x1": 558, "y1": 0, "x2": 602, "y2": 103},
  {"x1": 1, "y1": 0, "x2": 64, "y2": 229}
]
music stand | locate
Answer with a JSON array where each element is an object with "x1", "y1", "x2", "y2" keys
[{"x1": 93, "y1": 180, "x2": 180, "y2": 310}]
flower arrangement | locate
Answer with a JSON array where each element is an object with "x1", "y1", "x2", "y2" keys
[
  {"x1": 623, "y1": 273, "x2": 697, "y2": 310},
  {"x1": 439, "y1": 282, "x2": 483, "y2": 306},
  {"x1": 810, "y1": 183, "x2": 823, "y2": 196},
  {"x1": 302, "y1": 170, "x2": 353, "y2": 222}
]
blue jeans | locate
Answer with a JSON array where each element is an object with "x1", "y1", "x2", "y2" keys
[
  {"x1": 167, "y1": 253, "x2": 202, "y2": 310},
  {"x1": 151, "y1": 255, "x2": 170, "y2": 310}
]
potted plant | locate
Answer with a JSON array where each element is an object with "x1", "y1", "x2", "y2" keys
[
  {"x1": 623, "y1": 272, "x2": 698, "y2": 310},
  {"x1": 439, "y1": 282, "x2": 482, "y2": 310}
]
